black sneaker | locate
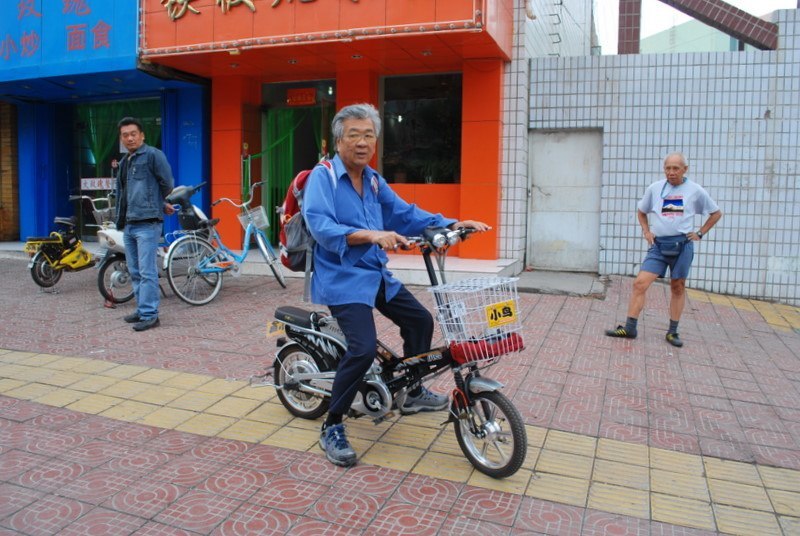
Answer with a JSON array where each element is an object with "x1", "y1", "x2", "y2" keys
[
  {"x1": 605, "y1": 325, "x2": 637, "y2": 339},
  {"x1": 133, "y1": 318, "x2": 160, "y2": 332},
  {"x1": 666, "y1": 333, "x2": 683, "y2": 347},
  {"x1": 319, "y1": 424, "x2": 357, "y2": 467},
  {"x1": 123, "y1": 313, "x2": 140, "y2": 324}
]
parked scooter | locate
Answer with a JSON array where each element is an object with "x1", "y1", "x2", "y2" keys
[
  {"x1": 24, "y1": 194, "x2": 115, "y2": 289},
  {"x1": 95, "y1": 182, "x2": 209, "y2": 304}
]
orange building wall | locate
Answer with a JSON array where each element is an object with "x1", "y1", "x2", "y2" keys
[
  {"x1": 210, "y1": 76, "x2": 262, "y2": 245},
  {"x1": 163, "y1": 0, "x2": 505, "y2": 260},
  {"x1": 209, "y1": 65, "x2": 502, "y2": 259}
]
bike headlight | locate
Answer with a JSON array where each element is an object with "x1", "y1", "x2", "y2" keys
[
  {"x1": 423, "y1": 227, "x2": 448, "y2": 249},
  {"x1": 445, "y1": 230, "x2": 460, "y2": 246}
]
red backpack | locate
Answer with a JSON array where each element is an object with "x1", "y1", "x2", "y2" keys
[{"x1": 278, "y1": 160, "x2": 335, "y2": 299}]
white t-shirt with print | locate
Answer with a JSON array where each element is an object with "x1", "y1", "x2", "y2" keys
[{"x1": 637, "y1": 178, "x2": 719, "y2": 237}]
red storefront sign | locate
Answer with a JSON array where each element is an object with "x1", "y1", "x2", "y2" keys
[{"x1": 286, "y1": 88, "x2": 316, "y2": 106}]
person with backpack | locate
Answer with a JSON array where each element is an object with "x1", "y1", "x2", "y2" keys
[{"x1": 302, "y1": 103, "x2": 489, "y2": 467}]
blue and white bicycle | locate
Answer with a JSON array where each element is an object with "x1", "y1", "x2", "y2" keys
[{"x1": 164, "y1": 180, "x2": 286, "y2": 305}]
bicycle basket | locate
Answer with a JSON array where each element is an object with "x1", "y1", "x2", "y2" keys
[
  {"x1": 238, "y1": 206, "x2": 269, "y2": 230},
  {"x1": 429, "y1": 276, "x2": 524, "y2": 365},
  {"x1": 92, "y1": 207, "x2": 116, "y2": 226}
]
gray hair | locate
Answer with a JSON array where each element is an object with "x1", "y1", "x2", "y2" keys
[
  {"x1": 332, "y1": 103, "x2": 382, "y2": 142},
  {"x1": 664, "y1": 152, "x2": 688, "y2": 167}
]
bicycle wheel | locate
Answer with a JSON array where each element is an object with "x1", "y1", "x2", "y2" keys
[
  {"x1": 255, "y1": 230, "x2": 287, "y2": 289},
  {"x1": 166, "y1": 236, "x2": 223, "y2": 306},
  {"x1": 454, "y1": 390, "x2": 527, "y2": 478},
  {"x1": 274, "y1": 343, "x2": 330, "y2": 419},
  {"x1": 30, "y1": 251, "x2": 62, "y2": 288},
  {"x1": 97, "y1": 253, "x2": 134, "y2": 303}
]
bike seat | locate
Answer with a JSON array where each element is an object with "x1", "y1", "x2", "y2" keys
[
  {"x1": 275, "y1": 306, "x2": 318, "y2": 329},
  {"x1": 54, "y1": 216, "x2": 77, "y2": 227},
  {"x1": 199, "y1": 218, "x2": 220, "y2": 229}
]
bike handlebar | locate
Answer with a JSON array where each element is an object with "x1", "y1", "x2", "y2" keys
[
  {"x1": 406, "y1": 226, "x2": 477, "y2": 250},
  {"x1": 166, "y1": 182, "x2": 207, "y2": 206},
  {"x1": 211, "y1": 181, "x2": 264, "y2": 209},
  {"x1": 68, "y1": 194, "x2": 115, "y2": 212}
]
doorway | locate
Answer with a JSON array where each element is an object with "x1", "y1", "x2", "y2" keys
[
  {"x1": 527, "y1": 130, "x2": 602, "y2": 272},
  {"x1": 261, "y1": 81, "x2": 336, "y2": 243}
]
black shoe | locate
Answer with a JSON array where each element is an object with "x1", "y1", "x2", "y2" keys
[
  {"x1": 605, "y1": 325, "x2": 637, "y2": 339},
  {"x1": 133, "y1": 318, "x2": 160, "y2": 332},
  {"x1": 319, "y1": 423, "x2": 357, "y2": 467},
  {"x1": 666, "y1": 333, "x2": 683, "y2": 347},
  {"x1": 123, "y1": 313, "x2": 140, "y2": 324}
]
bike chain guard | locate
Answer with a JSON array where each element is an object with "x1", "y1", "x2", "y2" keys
[{"x1": 350, "y1": 365, "x2": 393, "y2": 423}]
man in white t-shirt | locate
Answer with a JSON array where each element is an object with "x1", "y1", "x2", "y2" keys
[{"x1": 606, "y1": 152, "x2": 722, "y2": 347}]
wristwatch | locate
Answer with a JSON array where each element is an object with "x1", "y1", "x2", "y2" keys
[{"x1": 696, "y1": 230, "x2": 703, "y2": 239}]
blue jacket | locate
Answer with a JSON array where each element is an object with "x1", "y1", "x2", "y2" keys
[
  {"x1": 115, "y1": 143, "x2": 174, "y2": 228},
  {"x1": 302, "y1": 155, "x2": 456, "y2": 307}
]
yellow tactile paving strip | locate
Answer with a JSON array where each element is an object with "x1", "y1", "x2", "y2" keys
[
  {"x1": 2, "y1": 349, "x2": 800, "y2": 535},
  {"x1": 687, "y1": 289, "x2": 800, "y2": 332}
]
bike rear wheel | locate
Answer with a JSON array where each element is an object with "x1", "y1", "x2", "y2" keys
[
  {"x1": 255, "y1": 230, "x2": 287, "y2": 289},
  {"x1": 97, "y1": 254, "x2": 134, "y2": 303},
  {"x1": 274, "y1": 344, "x2": 330, "y2": 419},
  {"x1": 166, "y1": 236, "x2": 223, "y2": 306},
  {"x1": 30, "y1": 251, "x2": 62, "y2": 288},
  {"x1": 454, "y1": 390, "x2": 527, "y2": 478}
]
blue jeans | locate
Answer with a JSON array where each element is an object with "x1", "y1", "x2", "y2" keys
[{"x1": 123, "y1": 221, "x2": 162, "y2": 320}]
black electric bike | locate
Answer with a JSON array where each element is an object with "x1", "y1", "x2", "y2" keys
[{"x1": 261, "y1": 227, "x2": 527, "y2": 478}]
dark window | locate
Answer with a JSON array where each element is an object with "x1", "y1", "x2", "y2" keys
[{"x1": 382, "y1": 74, "x2": 462, "y2": 184}]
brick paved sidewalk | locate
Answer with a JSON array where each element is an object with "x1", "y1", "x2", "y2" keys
[{"x1": 0, "y1": 258, "x2": 799, "y2": 534}]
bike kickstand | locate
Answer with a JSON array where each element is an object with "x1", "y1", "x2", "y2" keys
[{"x1": 249, "y1": 370, "x2": 275, "y2": 388}]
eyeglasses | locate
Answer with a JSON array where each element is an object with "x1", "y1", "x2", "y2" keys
[{"x1": 344, "y1": 132, "x2": 377, "y2": 143}]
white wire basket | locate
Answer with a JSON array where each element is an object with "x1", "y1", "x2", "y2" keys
[
  {"x1": 429, "y1": 276, "x2": 524, "y2": 365},
  {"x1": 238, "y1": 206, "x2": 269, "y2": 230}
]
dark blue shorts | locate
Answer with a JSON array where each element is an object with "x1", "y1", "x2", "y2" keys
[{"x1": 641, "y1": 236, "x2": 694, "y2": 279}]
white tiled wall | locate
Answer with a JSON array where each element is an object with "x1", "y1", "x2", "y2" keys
[{"x1": 508, "y1": 9, "x2": 800, "y2": 306}]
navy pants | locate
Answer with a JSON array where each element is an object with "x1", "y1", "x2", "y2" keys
[{"x1": 327, "y1": 283, "x2": 433, "y2": 415}]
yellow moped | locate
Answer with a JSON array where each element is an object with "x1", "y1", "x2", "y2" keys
[{"x1": 23, "y1": 195, "x2": 101, "y2": 288}]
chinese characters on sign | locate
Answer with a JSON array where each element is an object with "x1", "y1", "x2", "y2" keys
[
  {"x1": 485, "y1": 300, "x2": 518, "y2": 328},
  {"x1": 2, "y1": 0, "x2": 113, "y2": 62},
  {"x1": 64, "y1": 0, "x2": 91, "y2": 16},
  {"x1": 18, "y1": 0, "x2": 41, "y2": 19},
  {"x1": 162, "y1": 0, "x2": 200, "y2": 20},
  {"x1": 216, "y1": 0, "x2": 256, "y2": 14},
  {"x1": 162, "y1": 0, "x2": 359, "y2": 20},
  {"x1": 81, "y1": 178, "x2": 115, "y2": 191}
]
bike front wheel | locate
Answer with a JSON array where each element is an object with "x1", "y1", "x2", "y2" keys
[
  {"x1": 454, "y1": 390, "x2": 527, "y2": 478},
  {"x1": 255, "y1": 230, "x2": 287, "y2": 289},
  {"x1": 166, "y1": 236, "x2": 223, "y2": 306},
  {"x1": 97, "y1": 254, "x2": 134, "y2": 303},
  {"x1": 30, "y1": 251, "x2": 62, "y2": 288}
]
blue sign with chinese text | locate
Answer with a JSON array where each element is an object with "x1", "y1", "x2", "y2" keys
[{"x1": 0, "y1": 0, "x2": 138, "y2": 82}]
